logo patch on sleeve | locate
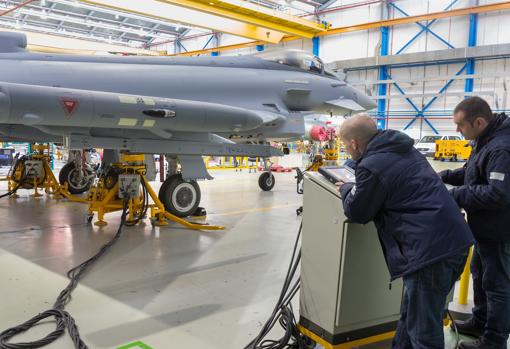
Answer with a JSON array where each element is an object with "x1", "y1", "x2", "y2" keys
[
  {"x1": 350, "y1": 185, "x2": 357, "y2": 196},
  {"x1": 489, "y1": 172, "x2": 506, "y2": 181}
]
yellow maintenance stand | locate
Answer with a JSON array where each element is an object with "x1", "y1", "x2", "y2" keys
[
  {"x1": 434, "y1": 140, "x2": 472, "y2": 161},
  {"x1": 7, "y1": 144, "x2": 85, "y2": 202},
  {"x1": 204, "y1": 156, "x2": 259, "y2": 172},
  {"x1": 86, "y1": 153, "x2": 224, "y2": 231},
  {"x1": 307, "y1": 138, "x2": 342, "y2": 171}
]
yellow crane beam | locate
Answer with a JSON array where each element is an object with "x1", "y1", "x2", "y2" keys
[
  {"x1": 320, "y1": 0, "x2": 510, "y2": 36},
  {"x1": 78, "y1": 0, "x2": 286, "y2": 44},
  {"x1": 156, "y1": 0, "x2": 326, "y2": 38},
  {"x1": 174, "y1": 1, "x2": 510, "y2": 56}
]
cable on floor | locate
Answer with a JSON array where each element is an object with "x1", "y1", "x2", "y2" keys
[
  {"x1": 244, "y1": 223, "x2": 315, "y2": 349},
  {"x1": 0, "y1": 201, "x2": 130, "y2": 349}
]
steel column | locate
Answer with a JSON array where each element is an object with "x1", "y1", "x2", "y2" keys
[
  {"x1": 377, "y1": 25, "x2": 389, "y2": 129},
  {"x1": 212, "y1": 33, "x2": 220, "y2": 56},
  {"x1": 312, "y1": 37, "x2": 319, "y2": 56},
  {"x1": 465, "y1": 13, "x2": 478, "y2": 95}
]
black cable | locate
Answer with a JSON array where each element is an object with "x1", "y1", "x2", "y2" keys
[
  {"x1": 244, "y1": 223, "x2": 308, "y2": 349},
  {"x1": 0, "y1": 184, "x2": 20, "y2": 199},
  {"x1": 1, "y1": 156, "x2": 26, "y2": 199},
  {"x1": 124, "y1": 178, "x2": 149, "y2": 227},
  {"x1": 0, "y1": 202, "x2": 130, "y2": 349}
]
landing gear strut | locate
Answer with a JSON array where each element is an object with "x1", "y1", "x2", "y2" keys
[
  {"x1": 59, "y1": 150, "x2": 95, "y2": 194},
  {"x1": 59, "y1": 162, "x2": 94, "y2": 194}
]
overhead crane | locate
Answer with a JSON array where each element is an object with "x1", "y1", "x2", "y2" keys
[
  {"x1": 156, "y1": 0, "x2": 327, "y2": 38},
  {"x1": 77, "y1": 0, "x2": 288, "y2": 43},
  {"x1": 173, "y1": 0, "x2": 510, "y2": 56}
]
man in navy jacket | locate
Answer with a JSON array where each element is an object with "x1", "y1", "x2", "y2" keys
[
  {"x1": 440, "y1": 97, "x2": 510, "y2": 349},
  {"x1": 337, "y1": 114, "x2": 474, "y2": 349}
]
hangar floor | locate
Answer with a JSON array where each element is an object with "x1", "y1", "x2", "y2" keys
[{"x1": 0, "y1": 160, "x2": 499, "y2": 349}]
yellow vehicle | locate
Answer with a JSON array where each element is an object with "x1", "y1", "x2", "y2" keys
[{"x1": 434, "y1": 140, "x2": 472, "y2": 161}]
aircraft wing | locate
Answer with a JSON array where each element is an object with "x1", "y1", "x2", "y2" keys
[{"x1": 325, "y1": 98, "x2": 365, "y2": 112}]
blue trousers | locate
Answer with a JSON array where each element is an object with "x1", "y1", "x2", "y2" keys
[
  {"x1": 471, "y1": 242, "x2": 510, "y2": 348},
  {"x1": 392, "y1": 251, "x2": 468, "y2": 349}
]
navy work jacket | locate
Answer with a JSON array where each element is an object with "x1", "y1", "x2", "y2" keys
[
  {"x1": 341, "y1": 130, "x2": 474, "y2": 280},
  {"x1": 441, "y1": 113, "x2": 510, "y2": 242}
]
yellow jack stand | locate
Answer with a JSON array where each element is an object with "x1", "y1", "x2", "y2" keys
[
  {"x1": 30, "y1": 177, "x2": 43, "y2": 198},
  {"x1": 87, "y1": 153, "x2": 224, "y2": 231},
  {"x1": 7, "y1": 144, "x2": 87, "y2": 203}
]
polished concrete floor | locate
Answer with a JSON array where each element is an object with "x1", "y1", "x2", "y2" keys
[{"x1": 0, "y1": 159, "x2": 493, "y2": 348}]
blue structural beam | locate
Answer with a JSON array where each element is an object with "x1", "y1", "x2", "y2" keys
[
  {"x1": 50, "y1": 143, "x2": 54, "y2": 170},
  {"x1": 177, "y1": 41, "x2": 188, "y2": 52},
  {"x1": 202, "y1": 35, "x2": 214, "y2": 50},
  {"x1": 390, "y1": 0, "x2": 458, "y2": 55},
  {"x1": 256, "y1": 44, "x2": 265, "y2": 52},
  {"x1": 312, "y1": 37, "x2": 319, "y2": 57},
  {"x1": 211, "y1": 35, "x2": 220, "y2": 56},
  {"x1": 377, "y1": 26, "x2": 389, "y2": 130},
  {"x1": 403, "y1": 63, "x2": 467, "y2": 133},
  {"x1": 465, "y1": 13, "x2": 478, "y2": 94},
  {"x1": 391, "y1": 80, "x2": 422, "y2": 113}
]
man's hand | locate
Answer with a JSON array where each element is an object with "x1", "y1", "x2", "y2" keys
[{"x1": 335, "y1": 180, "x2": 346, "y2": 191}]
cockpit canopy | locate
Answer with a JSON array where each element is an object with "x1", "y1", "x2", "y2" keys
[{"x1": 257, "y1": 49, "x2": 338, "y2": 78}]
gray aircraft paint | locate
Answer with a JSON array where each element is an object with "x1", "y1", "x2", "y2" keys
[{"x1": 0, "y1": 32, "x2": 376, "y2": 155}]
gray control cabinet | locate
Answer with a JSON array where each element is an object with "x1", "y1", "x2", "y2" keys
[{"x1": 299, "y1": 172, "x2": 403, "y2": 345}]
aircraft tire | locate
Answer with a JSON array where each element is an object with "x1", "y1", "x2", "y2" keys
[
  {"x1": 159, "y1": 174, "x2": 201, "y2": 218},
  {"x1": 258, "y1": 172, "x2": 275, "y2": 191},
  {"x1": 59, "y1": 163, "x2": 93, "y2": 194}
]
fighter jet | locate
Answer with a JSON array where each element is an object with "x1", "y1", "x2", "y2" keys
[{"x1": 0, "y1": 32, "x2": 375, "y2": 217}]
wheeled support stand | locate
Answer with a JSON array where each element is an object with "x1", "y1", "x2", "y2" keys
[
  {"x1": 7, "y1": 144, "x2": 87, "y2": 202},
  {"x1": 86, "y1": 153, "x2": 224, "y2": 231}
]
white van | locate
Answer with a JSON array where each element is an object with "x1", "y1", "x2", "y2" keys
[{"x1": 414, "y1": 135, "x2": 462, "y2": 157}]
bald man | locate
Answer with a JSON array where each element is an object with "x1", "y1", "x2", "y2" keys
[{"x1": 338, "y1": 115, "x2": 474, "y2": 349}]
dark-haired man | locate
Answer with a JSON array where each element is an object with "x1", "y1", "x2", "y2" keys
[
  {"x1": 440, "y1": 96, "x2": 510, "y2": 349},
  {"x1": 338, "y1": 114, "x2": 474, "y2": 349}
]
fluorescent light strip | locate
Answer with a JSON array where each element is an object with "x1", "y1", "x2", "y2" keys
[
  {"x1": 48, "y1": 0, "x2": 205, "y2": 32},
  {"x1": 0, "y1": 18, "x2": 146, "y2": 47}
]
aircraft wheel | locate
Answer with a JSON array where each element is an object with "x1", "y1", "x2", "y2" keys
[
  {"x1": 159, "y1": 174, "x2": 201, "y2": 218},
  {"x1": 59, "y1": 163, "x2": 94, "y2": 194},
  {"x1": 258, "y1": 172, "x2": 275, "y2": 191}
]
